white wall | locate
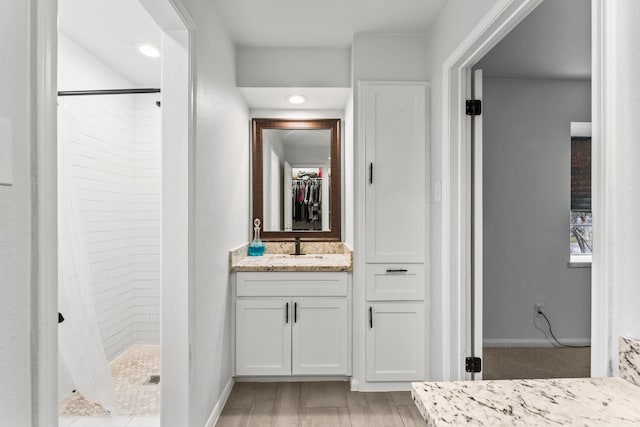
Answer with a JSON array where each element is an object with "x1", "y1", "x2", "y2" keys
[
  {"x1": 237, "y1": 47, "x2": 351, "y2": 87},
  {"x1": 133, "y1": 96, "x2": 162, "y2": 343},
  {"x1": 178, "y1": 1, "x2": 250, "y2": 426},
  {"x1": 482, "y1": 77, "x2": 591, "y2": 346},
  {"x1": 57, "y1": 33, "x2": 161, "y2": 396},
  {"x1": 427, "y1": 0, "x2": 501, "y2": 380},
  {"x1": 283, "y1": 144, "x2": 329, "y2": 166},
  {"x1": 159, "y1": 28, "x2": 191, "y2": 425},
  {"x1": 344, "y1": 93, "x2": 354, "y2": 248},
  {"x1": 601, "y1": 0, "x2": 640, "y2": 373},
  {"x1": 261, "y1": 130, "x2": 284, "y2": 231},
  {"x1": 0, "y1": 0, "x2": 32, "y2": 424},
  {"x1": 352, "y1": 33, "x2": 429, "y2": 81}
]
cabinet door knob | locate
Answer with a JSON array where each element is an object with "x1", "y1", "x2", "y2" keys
[
  {"x1": 369, "y1": 306, "x2": 373, "y2": 328},
  {"x1": 285, "y1": 302, "x2": 289, "y2": 324}
]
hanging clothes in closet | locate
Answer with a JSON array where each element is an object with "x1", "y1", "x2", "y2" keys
[{"x1": 291, "y1": 177, "x2": 322, "y2": 230}]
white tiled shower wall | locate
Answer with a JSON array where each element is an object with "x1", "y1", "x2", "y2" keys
[{"x1": 58, "y1": 33, "x2": 161, "y2": 398}]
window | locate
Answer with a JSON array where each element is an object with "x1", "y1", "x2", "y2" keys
[{"x1": 570, "y1": 122, "x2": 592, "y2": 265}]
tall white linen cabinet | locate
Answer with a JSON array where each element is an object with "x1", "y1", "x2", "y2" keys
[{"x1": 360, "y1": 81, "x2": 429, "y2": 384}]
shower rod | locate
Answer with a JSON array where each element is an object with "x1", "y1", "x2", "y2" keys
[{"x1": 57, "y1": 88, "x2": 161, "y2": 96}]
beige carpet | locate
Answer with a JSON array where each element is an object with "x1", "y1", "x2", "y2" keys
[
  {"x1": 59, "y1": 344, "x2": 160, "y2": 416},
  {"x1": 483, "y1": 346, "x2": 591, "y2": 380}
]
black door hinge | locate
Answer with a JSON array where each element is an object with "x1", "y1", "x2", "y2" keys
[
  {"x1": 465, "y1": 356, "x2": 482, "y2": 373},
  {"x1": 466, "y1": 99, "x2": 482, "y2": 116}
]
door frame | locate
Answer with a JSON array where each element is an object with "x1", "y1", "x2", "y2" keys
[
  {"x1": 33, "y1": 1, "x2": 196, "y2": 425},
  {"x1": 440, "y1": 0, "x2": 607, "y2": 380},
  {"x1": 471, "y1": 69, "x2": 483, "y2": 380}
]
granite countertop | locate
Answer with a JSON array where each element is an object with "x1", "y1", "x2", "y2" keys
[
  {"x1": 412, "y1": 377, "x2": 640, "y2": 426},
  {"x1": 229, "y1": 242, "x2": 353, "y2": 272},
  {"x1": 411, "y1": 336, "x2": 640, "y2": 426}
]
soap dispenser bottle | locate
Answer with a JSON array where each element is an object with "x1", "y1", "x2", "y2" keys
[{"x1": 248, "y1": 218, "x2": 266, "y2": 256}]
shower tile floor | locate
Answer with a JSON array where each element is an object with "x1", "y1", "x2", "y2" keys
[
  {"x1": 59, "y1": 344, "x2": 160, "y2": 419},
  {"x1": 59, "y1": 415, "x2": 159, "y2": 427}
]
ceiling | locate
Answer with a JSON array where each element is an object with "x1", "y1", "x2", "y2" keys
[
  {"x1": 240, "y1": 87, "x2": 350, "y2": 110},
  {"x1": 478, "y1": 0, "x2": 591, "y2": 79},
  {"x1": 57, "y1": 0, "x2": 590, "y2": 105},
  {"x1": 214, "y1": 0, "x2": 448, "y2": 48},
  {"x1": 58, "y1": 0, "x2": 449, "y2": 107},
  {"x1": 58, "y1": 0, "x2": 161, "y2": 87}
]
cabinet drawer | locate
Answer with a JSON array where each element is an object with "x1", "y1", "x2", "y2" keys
[
  {"x1": 365, "y1": 264, "x2": 424, "y2": 301},
  {"x1": 237, "y1": 272, "x2": 348, "y2": 297}
]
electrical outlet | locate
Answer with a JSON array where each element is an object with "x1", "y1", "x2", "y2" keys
[{"x1": 534, "y1": 301, "x2": 544, "y2": 316}]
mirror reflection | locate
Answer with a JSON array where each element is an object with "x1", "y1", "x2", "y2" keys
[
  {"x1": 262, "y1": 129, "x2": 331, "y2": 232},
  {"x1": 252, "y1": 118, "x2": 341, "y2": 241}
]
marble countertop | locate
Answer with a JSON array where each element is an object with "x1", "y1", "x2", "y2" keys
[
  {"x1": 229, "y1": 242, "x2": 353, "y2": 272},
  {"x1": 412, "y1": 336, "x2": 640, "y2": 426}
]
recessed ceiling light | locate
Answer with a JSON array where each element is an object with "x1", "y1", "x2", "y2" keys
[
  {"x1": 138, "y1": 44, "x2": 160, "y2": 58},
  {"x1": 286, "y1": 95, "x2": 307, "y2": 105}
]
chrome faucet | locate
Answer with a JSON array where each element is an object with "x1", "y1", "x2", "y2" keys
[{"x1": 294, "y1": 236, "x2": 302, "y2": 256}]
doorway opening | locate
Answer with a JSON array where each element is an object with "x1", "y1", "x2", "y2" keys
[
  {"x1": 439, "y1": 0, "x2": 605, "y2": 382},
  {"x1": 53, "y1": 0, "x2": 192, "y2": 425},
  {"x1": 471, "y1": 0, "x2": 592, "y2": 380}
]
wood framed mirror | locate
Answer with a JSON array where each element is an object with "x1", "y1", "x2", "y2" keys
[{"x1": 252, "y1": 118, "x2": 341, "y2": 241}]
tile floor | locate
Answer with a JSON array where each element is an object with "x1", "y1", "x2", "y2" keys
[
  {"x1": 59, "y1": 344, "x2": 160, "y2": 425},
  {"x1": 59, "y1": 415, "x2": 159, "y2": 427}
]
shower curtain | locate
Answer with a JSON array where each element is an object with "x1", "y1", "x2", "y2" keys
[{"x1": 57, "y1": 103, "x2": 119, "y2": 414}]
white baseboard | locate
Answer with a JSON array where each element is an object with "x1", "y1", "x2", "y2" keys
[
  {"x1": 355, "y1": 381, "x2": 413, "y2": 392},
  {"x1": 483, "y1": 338, "x2": 591, "y2": 348},
  {"x1": 235, "y1": 375, "x2": 350, "y2": 383},
  {"x1": 350, "y1": 379, "x2": 359, "y2": 391},
  {"x1": 205, "y1": 376, "x2": 235, "y2": 427}
]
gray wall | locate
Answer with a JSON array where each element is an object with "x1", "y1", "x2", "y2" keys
[{"x1": 483, "y1": 77, "x2": 591, "y2": 346}]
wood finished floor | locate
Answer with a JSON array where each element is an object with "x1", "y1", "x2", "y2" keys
[{"x1": 215, "y1": 382, "x2": 425, "y2": 427}]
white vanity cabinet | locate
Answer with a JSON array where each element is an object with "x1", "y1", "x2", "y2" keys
[
  {"x1": 291, "y1": 298, "x2": 349, "y2": 375},
  {"x1": 365, "y1": 302, "x2": 425, "y2": 381},
  {"x1": 363, "y1": 82, "x2": 427, "y2": 264},
  {"x1": 361, "y1": 81, "x2": 429, "y2": 384},
  {"x1": 236, "y1": 298, "x2": 291, "y2": 376},
  {"x1": 235, "y1": 272, "x2": 350, "y2": 377}
]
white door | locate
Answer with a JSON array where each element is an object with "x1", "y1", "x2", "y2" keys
[
  {"x1": 292, "y1": 298, "x2": 349, "y2": 375},
  {"x1": 365, "y1": 302, "x2": 425, "y2": 381},
  {"x1": 363, "y1": 82, "x2": 427, "y2": 263},
  {"x1": 236, "y1": 298, "x2": 291, "y2": 376},
  {"x1": 284, "y1": 161, "x2": 292, "y2": 230},
  {"x1": 472, "y1": 69, "x2": 483, "y2": 380}
]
